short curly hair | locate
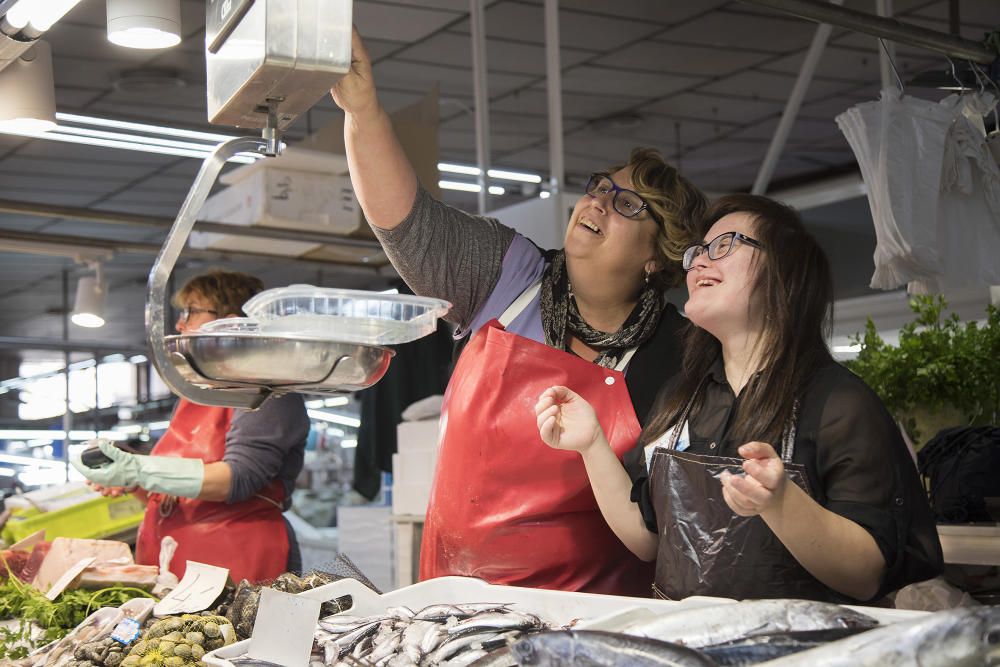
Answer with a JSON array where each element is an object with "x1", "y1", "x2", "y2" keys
[
  {"x1": 171, "y1": 270, "x2": 264, "y2": 317},
  {"x1": 605, "y1": 147, "x2": 707, "y2": 290}
]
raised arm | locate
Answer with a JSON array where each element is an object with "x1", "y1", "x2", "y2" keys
[
  {"x1": 330, "y1": 27, "x2": 418, "y2": 230},
  {"x1": 535, "y1": 386, "x2": 658, "y2": 561}
]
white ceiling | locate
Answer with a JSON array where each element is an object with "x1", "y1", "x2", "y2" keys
[{"x1": 0, "y1": 0, "x2": 996, "y2": 363}]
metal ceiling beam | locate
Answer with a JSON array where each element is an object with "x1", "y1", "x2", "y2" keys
[
  {"x1": 0, "y1": 336, "x2": 147, "y2": 355},
  {"x1": 0, "y1": 229, "x2": 387, "y2": 269},
  {"x1": 0, "y1": 198, "x2": 384, "y2": 250},
  {"x1": 738, "y1": 0, "x2": 996, "y2": 63},
  {"x1": 752, "y1": 0, "x2": 842, "y2": 195}
]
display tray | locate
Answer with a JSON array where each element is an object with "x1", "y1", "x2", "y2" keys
[
  {"x1": 166, "y1": 332, "x2": 394, "y2": 393},
  {"x1": 243, "y1": 285, "x2": 451, "y2": 346},
  {"x1": 202, "y1": 576, "x2": 927, "y2": 667}
]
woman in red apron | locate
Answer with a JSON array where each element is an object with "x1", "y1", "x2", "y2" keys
[
  {"x1": 73, "y1": 271, "x2": 309, "y2": 583},
  {"x1": 537, "y1": 194, "x2": 942, "y2": 602},
  {"x1": 330, "y1": 28, "x2": 707, "y2": 594}
]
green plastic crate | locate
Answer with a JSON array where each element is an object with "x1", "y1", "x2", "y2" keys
[{"x1": 2, "y1": 493, "x2": 145, "y2": 544}]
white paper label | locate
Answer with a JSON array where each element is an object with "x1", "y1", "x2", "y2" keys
[
  {"x1": 45, "y1": 557, "x2": 95, "y2": 600},
  {"x1": 153, "y1": 561, "x2": 229, "y2": 616},
  {"x1": 247, "y1": 588, "x2": 322, "y2": 666}
]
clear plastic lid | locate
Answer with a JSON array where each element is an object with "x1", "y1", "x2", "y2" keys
[
  {"x1": 197, "y1": 317, "x2": 261, "y2": 333},
  {"x1": 242, "y1": 285, "x2": 451, "y2": 346}
]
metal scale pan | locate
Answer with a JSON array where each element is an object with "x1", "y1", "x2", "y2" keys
[{"x1": 145, "y1": 0, "x2": 401, "y2": 410}]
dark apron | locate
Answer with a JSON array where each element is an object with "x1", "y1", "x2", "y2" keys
[{"x1": 649, "y1": 389, "x2": 840, "y2": 602}]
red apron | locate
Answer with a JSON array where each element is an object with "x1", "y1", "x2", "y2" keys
[
  {"x1": 420, "y1": 286, "x2": 653, "y2": 595},
  {"x1": 135, "y1": 399, "x2": 288, "y2": 583}
]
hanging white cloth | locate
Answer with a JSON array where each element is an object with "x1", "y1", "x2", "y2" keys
[{"x1": 836, "y1": 89, "x2": 1000, "y2": 294}]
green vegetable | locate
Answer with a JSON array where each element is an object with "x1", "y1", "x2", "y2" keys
[
  {"x1": 0, "y1": 573, "x2": 156, "y2": 660},
  {"x1": 847, "y1": 296, "x2": 1000, "y2": 443}
]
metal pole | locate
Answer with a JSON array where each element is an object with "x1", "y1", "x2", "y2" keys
[
  {"x1": 470, "y1": 0, "x2": 491, "y2": 214},
  {"x1": 0, "y1": 198, "x2": 383, "y2": 250},
  {"x1": 738, "y1": 0, "x2": 995, "y2": 63},
  {"x1": 752, "y1": 0, "x2": 843, "y2": 195},
  {"x1": 876, "y1": 0, "x2": 897, "y2": 91},
  {"x1": 61, "y1": 268, "x2": 72, "y2": 482},
  {"x1": 544, "y1": 0, "x2": 565, "y2": 238}
]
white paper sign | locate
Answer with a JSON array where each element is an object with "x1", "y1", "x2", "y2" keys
[
  {"x1": 45, "y1": 557, "x2": 96, "y2": 600},
  {"x1": 153, "y1": 561, "x2": 229, "y2": 617},
  {"x1": 247, "y1": 588, "x2": 322, "y2": 666}
]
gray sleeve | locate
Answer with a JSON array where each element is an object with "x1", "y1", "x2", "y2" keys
[
  {"x1": 371, "y1": 186, "x2": 517, "y2": 330},
  {"x1": 223, "y1": 393, "x2": 310, "y2": 504}
]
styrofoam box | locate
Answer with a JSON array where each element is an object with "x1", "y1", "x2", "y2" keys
[
  {"x1": 336, "y1": 506, "x2": 393, "y2": 593},
  {"x1": 203, "y1": 576, "x2": 928, "y2": 667},
  {"x1": 397, "y1": 419, "x2": 440, "y2": 453},
  {"x1": 390, "y1": 478, "x2": 431, "y2": 516},
  {"x1": 392, "y1": 447, "x2": 438, "y2": 486},
  {"x1": 207, "y1": 168, "x2": 359, "y2": 232}
]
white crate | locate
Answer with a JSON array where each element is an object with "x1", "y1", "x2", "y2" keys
[{"x1": 203, "y1": 576, "x2": 928, "y2": 667}]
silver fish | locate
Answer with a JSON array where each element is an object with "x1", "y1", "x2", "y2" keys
[
  {"x1": 623, "y1": 599, "x2": 878, "y2": 648},
  {"x1": 443, "y1": 649, "x2": 488, "y2": 666},
  {"x1": 428, "y1": 631, "x2": 503, "y2": 664},
  {"x1": 756, "y1": 605, "x2": 1000, "y2": 666},
  {"x1": 367, "y1": 628, "x2": 403, "y2": 665},
  {"x1": 414, "y1": 605, "x2": 471, "y2": 621},
  {"x1": 448, "y1": 612, "x2": 542, "y2": 636},
  {"x1": 333, "y1": 620, "x2": 383, "y2": 659},
  {"x1": 321, "y1": 614, "x2": 389, "y2": 634},
  {"x1": 511, "y1": 630, "x2": 717, "y2": 666}
]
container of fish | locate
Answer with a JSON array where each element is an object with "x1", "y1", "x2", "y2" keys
[{"x1": 202, "y1": 576, "x2": 927, "y2": 667}]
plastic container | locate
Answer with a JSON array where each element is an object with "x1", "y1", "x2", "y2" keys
[
  {"x1": 202, "y1": 576, "x2": 928, "y2": 667},
  {"x1": 1, "y1": 493, "x2": 145, "y2": 544},
  {"x1": 197, "y1": 318, "x2": 261, "y2": 333},
  {"x1": 242, "y1": 286, "x2": 451, "y2": 345}
]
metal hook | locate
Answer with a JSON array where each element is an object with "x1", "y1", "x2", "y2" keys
[
  {"x1": 878, "y1": 38, "x2": 905, "y2": 94},
  {"x1": 945, "y1": 56, "x2": 967, "y2": 92}
]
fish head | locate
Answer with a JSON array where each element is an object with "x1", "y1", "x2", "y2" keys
[
  {"x1": 511, "y1": 631, "x2": 575, "y2": 665},
  {"x1": 983, "y1": 617, "x2": 1000, "y2": 665}
]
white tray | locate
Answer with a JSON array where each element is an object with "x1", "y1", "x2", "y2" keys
[{"x1": 203, "y1": 576, "x2": 926, "y2": 667}]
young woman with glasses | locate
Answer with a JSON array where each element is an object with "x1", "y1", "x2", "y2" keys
[
  {"x1": 536, "y1": 195, "x2": 942, "y2": 602},
  {"x1": 330, "y1": 28, "x2": 706, "y2": 596},
  {"x1": 74, "y1": 270, "x2": 310, "y2": 583}
]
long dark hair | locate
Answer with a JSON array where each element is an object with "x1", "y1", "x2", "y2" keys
[{"x1": 642, "y1": 194, "x2": 834, "y2": 448}]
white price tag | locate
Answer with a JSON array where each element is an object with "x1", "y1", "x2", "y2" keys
[
  {"x1": 153, "y1": 561, "x2": 229, "y2": 616},
  {"x1": 247, "y1": 588, "x2": 322, "y2": 666}
]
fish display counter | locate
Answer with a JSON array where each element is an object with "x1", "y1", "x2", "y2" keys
[{"x1": 200, "y1": 575, "x2": 1000, "y2": 667}]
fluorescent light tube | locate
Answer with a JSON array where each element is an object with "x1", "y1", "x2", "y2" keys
[
  {"x1": 438, "y1": 162, "x2": 481, "y2": 176},
  {"x1": 439, "y1": 180, "x2": 482, "y2": 193},
  {"x1": 488, "y1": 186, "x2": 505, "y2": 195},
  {"x1": 56, "y1": 112, "x2": 240, "y2": 142},
  {"x1": 307, "y1": 409, "x2": 361, "y2": 428},
  {"x1": 488, "y1": 169, "x2": 542, "y2": 183}
]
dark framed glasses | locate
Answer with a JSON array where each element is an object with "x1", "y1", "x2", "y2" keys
[
  {"x1": 683, "y1": 231, "x2": 763, "y2": 271},
  {"x1": 177, "y1": 306, "x2": 218, "y2": 323},
  {"x1": 585, "y1": 173, "x2": 652, "y2": 219}
]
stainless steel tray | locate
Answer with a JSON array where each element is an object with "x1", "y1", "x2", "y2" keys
[{"x1": 166, "y1": 332, "x2": 394, "y2": 394}]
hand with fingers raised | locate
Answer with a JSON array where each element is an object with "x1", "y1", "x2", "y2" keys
[
  {"x1": 720, "y1": 442, "x2": 788, "y2": 517},
  {"x1": 534, "y1": 386, "x2": 606, "y2": 455}
]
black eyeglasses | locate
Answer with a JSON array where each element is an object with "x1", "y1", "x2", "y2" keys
[
  {"x1": 683, "y1": 231, "x2": 763, "y2": 271},
  {"x1": 585, "y1": 173, "x2": 652, "y2": 220},
  {"x1": 177, "y1": 306, "x2": 218, "y2": 323}
]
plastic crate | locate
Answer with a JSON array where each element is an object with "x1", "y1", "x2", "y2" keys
[
  {"x1": 203, "y1": 576, "x2": 928, "y2": 667},
  {"x1": 1, "y1": 493, "x2": 145, "y2": 544}
]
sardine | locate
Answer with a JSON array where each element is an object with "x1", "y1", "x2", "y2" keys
[
  {"x1": 756, "y1": 606, "x2": 1000, "y2": 666},
  {"x1": 623, "y1": 599, "x2": 878, "y2": 648},
  {"x1": 415, "y1": 605, "x2": 471, "y2": 621},
  {"x1": 333, "y1": 620, "x2": 383, "y2": 659},
  {"x1": 448, "y1": 612, "x2": 542, "y2": 636},
  {"x1": 510, "y1": 630, "x2": 717, "y2": 666},
  {"x1": 428, "y1": 631, "x2": 503, "y2": 664},
  {"x1": 443, "y1": 649, "x2": 488, "y2": 666},
  {"x1": 321, "y1": 615, "x2": 390, "y2": 634}
]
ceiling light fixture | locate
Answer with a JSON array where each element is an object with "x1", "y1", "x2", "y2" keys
[
  {"x1": 0, "y1": 40, "x2": 55, "y2": 132},
  {"x1": 2, "y1": 0, "x2": 84, "y2": 36},
  {"x1": 106, "y1": 0, "x2": 181, "y2": 50},
  {"x1": 438, "y1": 162, "x2": 543, "y2": 183},
  {"x1": 0, "y1": 111, "x2": 266, "y2": 163},
  {"x1": 439, "y1": 181, "x2": 506, "y2": 195},
  {"x1": 71, "y1": 262, "x2": 107, "y2": 328}
]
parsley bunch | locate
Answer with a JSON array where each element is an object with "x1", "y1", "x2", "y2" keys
[{"x1": 847, "y1": 295, "x2": 1000, "y2": 443}]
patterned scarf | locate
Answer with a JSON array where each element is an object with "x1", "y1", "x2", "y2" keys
[{"x1": 539, "y1": 250, "x2": 664, "y2": 368}]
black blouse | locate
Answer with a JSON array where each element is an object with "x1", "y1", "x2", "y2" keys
[{"x1": 627, "y1": 357, "x2": 943, "y2": 598}]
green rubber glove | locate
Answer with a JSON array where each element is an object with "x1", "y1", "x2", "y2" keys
[{"x1": 71, "y1": 438, "x2": 205, "y2": 499}]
